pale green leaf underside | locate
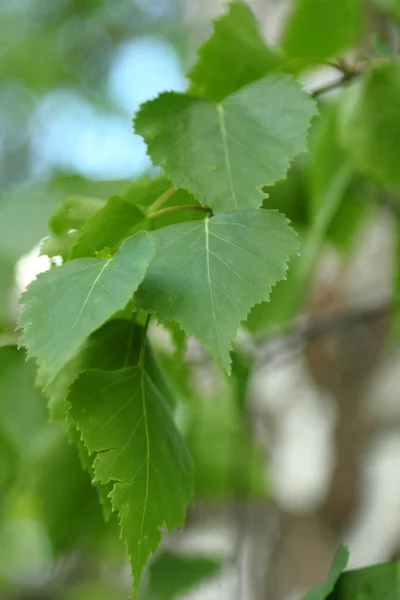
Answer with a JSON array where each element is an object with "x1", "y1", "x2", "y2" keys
[
  {"x1": 188, "y1": 1, "x2": 282, "y2": 102},
  {"x1": 69, "y1": 194, "x2": 146, "y2": 259},
  {"x1": 303, "y1": 545, "x2": 349, "y2": 599},
  {"x1": 141, "y1": 552, "x2": 221, "y2": 600},
  {"x1": 68, "y1": 366, "x2": 193, "y2": 593},
  {"x1": 330, "y1": 559, "x2": 400, "y2": 599},
  {"x1": 136, "y1": 210, "x2": 298, "y2": 371},
  {"x1": 339, "y1": 63, "x2": 400, "y2": 187},
  {"x1": 135, "y1": 75, "x2": 317, "y2": 212},
  {"x1": 19, "y1": 232, "x2": 154, "y2": 379},
  {"x1": 281, "y1": 0, "x2": 361, "y2": 60}
]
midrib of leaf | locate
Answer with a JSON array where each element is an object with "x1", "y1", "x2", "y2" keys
[
  {"x1": 72, "y1": 258, "x2": 112, "y2": 329},
  {"x1": 216, "y1": 103, "x2": 237, "y2": 207},
  {"x1": 205, "y1": 218, "x2": 223, "y2": 360}
]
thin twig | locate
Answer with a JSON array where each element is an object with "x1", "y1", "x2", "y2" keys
[
  {"x1": 255, "y1": 301, "x2": 391, "y2": 364},
  {"x1": 312, "y1": 70, "x2": 361, "y2": 98}
]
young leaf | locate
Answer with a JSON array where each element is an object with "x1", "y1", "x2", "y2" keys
[
  {"x1": 186, "y1": 392, "x2": 265, "y2": 499},
  {"x1": 0, "y1": 346, "x2": 48, "y2": 460},
  {"x1": 48, "y1": 196, "x2": 105, "y2": 235},
  {"x1": 0, "y1": 259, "x2": 14, "y2": 326},
  {"x1": 68, "y1": 424, "x2": 114, "y2": 522},
  {"x1": 135, "y1": 75, "x2": 317, "y2": 212},
  {"x1": 123, "y1": 177, "x2": 202, "y2": 230},
  {"x1": 281, "y1": 0, "x2": 362, "y2": 60},
  {"x1": 136, "y1": 210, "x2": 297, "y2": 371},
  {"x1": 188, "y1": 1, "x2": 282, "y2": 102},
  {"x1": 39, "y1": 318, "x2": 143, "y2": 421},
  {"x1": 39, "y1": 319, "x2": 149, "y2": 521},
  {"x1": 329, "y1": 559, "x2": 400, "y2": 599},
  {"x1": 140, "y1": 552, "x2": 221, "y2": 600},
  {"x1": 19, "y1": 232, "x2": 154, "y2": 379},
  {"x1": 32, "y1": 429, "x2": 106, "y2": 552},
  {"x1": 69, "y1": 195, "x2": 146, "y2": 259},
  {"x1": 374, "y1": 0, "x2": 400, "y2": 22},
  {"x1": 68, "y1": 365, "x2": 193, "y2": 594},
  {"x1": 0, "y1": 188, "x2": 61, "y2": 260},
  {"x1": 303, "y1": 545, "x2": 349, "y2": 599},
  {"x1": 123, "y1": 177, "x2": 197, "y2": 211},
  {"x1": 339, "y1": 63, "x2": 400, "y2": 187}
]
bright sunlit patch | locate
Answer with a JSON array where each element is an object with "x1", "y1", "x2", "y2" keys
[
  {"x1": 16, "y1": 245, "x2": 50, "y2": 294},
  {"x1": 31, "y1": 89, "x2": 151, "y2": 180}
]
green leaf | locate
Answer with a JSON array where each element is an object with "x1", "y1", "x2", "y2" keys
[
  {"x1": 123, "y1": 177, "x2": 173, "y2": 209},
  {"x1": 135, "y1": 75, "x2": 317, "y2": 212},
  {"x1": 0, "y1": 189, "x2": 61, "y2": 260},
  {"x1": 68, "y1": 424, "x2": 114, "y2": 523},
  {"x1": 308, "y1": 104, "x2": 351, "y2": 218},
  {"x1": 39, "y1": 319, "x2": 148, "y2": 520},
  {"x1": 245, "y1": 254, "x2": 301, "y2": 334},
  {"x1": 230, "y1": 348, "x2": 251, "y2": 412},
  {"x1": 161, "y1": 321, "x2": 187, "y2": 365},
  {"x1": 41, "y1": 195, "x2": 109, "y2": 261},
  {"x1": 39, "y1": 319, "x2": 143, "y2": 422},
  {"x1": 140, "y1": 552, "x2": 221, "y2": 600},
  {"x1": 0, "y1": 259, "x2": 14, "y2": 327},
  {"x1": 306, "y1": 103, "x2": 369, "y2": 254},
  {"x1": 262, "y1": 159, "x2": 308, "y2": 226},
  {"x1": 373, "y1": 0, "x2": 400, "y2": 21},
  {"x1": 392, "y1": 211, "x2": 400, "y2": 338},
  {"x1": 0, "y1": 426, "x2": 17, "y2": 492},
  {"x1": 303, "y1": 545, "x2": 349, "y2": 599},
  {"x1": 281, "y1": 0, "x2": 362, "y2": 60},
  {"x1": 19, "y1": 232, "x2": 154, "y2": 379},
  {"x1": 186, "y1": 392, "x2": 265, "y2": 499},
  {"x1": 68, "y1": 363, "x2": 193, "y2": 594},
  {"x1": 136, "y1": 210, "x2": 297, "y2": 372},
  {"x1": 0, "y1": 346, "x2": 48, "y2": 460},
  {"x1": 326, "y1": 178, "x2": 372, "y2": 252},
  {"x1": 188, "y1": 1, "x2": 282, "y2": 102},
  {"x1": 123, "y1": 177, "x2": 203, "y2": 230},
  {"x1": 40, "y1": 233, "x2": 78, "y2": 261},
  {"x1": 339, "y1": 63, "x2": 400, "y2": 187},
  {"x1": 69, "y1": 195, "x2": 146, "y2": 259},
  {"x1": 287, "y1": 105, "x2": 354, "y2": 312},
  {"x1": 48, "y1": 196, "x2": 105, "y2": 235},
  {"x1": 32, "y1": 429, "x2": 106, "y2": 552},
  {"x1": 329, "y1": 560, "x2": 400, "y2": 599}
]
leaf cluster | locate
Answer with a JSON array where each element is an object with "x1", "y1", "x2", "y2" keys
[{"x1": 9, "y1": 0, "x2": 400, "y2": 597}]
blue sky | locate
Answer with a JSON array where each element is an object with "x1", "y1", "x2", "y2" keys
[{"x1": 32, "y1": 35, "x2": 187, "y2": 180}]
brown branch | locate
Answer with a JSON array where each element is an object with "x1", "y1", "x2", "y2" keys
[
  {"x1": 255, "y1": 301, "x2": 391, "y2": 364},
  {"x1": 312, "y1": 70, "x2": 362, "y2": 98}
]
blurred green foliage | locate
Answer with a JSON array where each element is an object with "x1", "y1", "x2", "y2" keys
[{"x1": 2, "y1": 0, "x2": 400, "y2": 598}]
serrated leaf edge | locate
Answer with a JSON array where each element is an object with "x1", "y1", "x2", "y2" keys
[
  {"x1": 133, "y1": 79, "x2": 318, "y2": 213},
  {"x1": 17, "y1": 232, "x2": 155, "y2": 379},
  {"x1": 139, "y1": 211, "x2": 298, "y2": 374}
]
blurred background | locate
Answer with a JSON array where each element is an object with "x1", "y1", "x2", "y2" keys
[{"x1": 1, "y1": 0, "x2": 400, "y2": 599}]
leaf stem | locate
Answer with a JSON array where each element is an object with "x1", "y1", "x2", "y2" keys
[
  {"x1": 139, "y1": 313, "x2": 151, "y2": 367},
  {"x1": 148, "y1": 204, "x2": 213, "y2": 219},
  {"x1": 147, "y1": 186, "x2": 178, "y2": 214}
]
